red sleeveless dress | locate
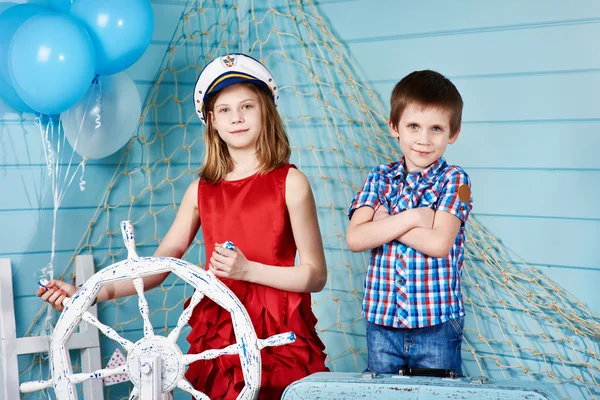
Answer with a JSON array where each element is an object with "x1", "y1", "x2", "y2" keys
[{"x1": 185, "y1": 163, "x2": 328, "y2": 399}]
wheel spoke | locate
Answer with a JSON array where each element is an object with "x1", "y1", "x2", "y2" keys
[
  {"x1": 182, "y1": 343, "x2": 240, "y2": 365},
  {"x1": 177, "y1": 378, "x2": 210, "y2": 400},
  {"x1": 82, "y1": 311, "x2": 134, "y2": 352},
  {"x1": 133, "y1": 277, "x2": 155, "y2": 337},
  {"x1": 70, "y1": 365, "x2": 128, "y2": 384},
  {"x1": 19, "y1": 379, "x2": 53, "y2": 393},
  {"x1": 128, "y1": 387, "x2": 139, "y2": 400},
  {"x1": 258, "y1": 332, "x2": 296, "y2": 350},
  {"x1": 168, "y1": 289, "x2": 204, "y2": 344}
]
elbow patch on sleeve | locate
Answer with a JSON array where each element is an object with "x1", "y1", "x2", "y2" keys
[{"x1": 436, "y1": 168, "x2": 473, "y2": 224}]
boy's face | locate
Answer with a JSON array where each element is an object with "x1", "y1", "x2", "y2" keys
[{"x1": 389, "y1": 103, "x2": 460, "y2": 173}]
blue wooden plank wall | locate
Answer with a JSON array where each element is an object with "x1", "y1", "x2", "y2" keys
[
  {"x1": 0, "y1": 0, "x2": 598, "y2": 399},
  {"x1": 313, "y1": 2, "x2": 600, "y2": 399},
  {"x1": 316, "y1": 0, "x2": 600, "y2": 309}
]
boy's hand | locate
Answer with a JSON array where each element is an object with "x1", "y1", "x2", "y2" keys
[
  {"x1": 373, "y1": 205, "x2": 391, "y2": 221},
  {"x1": 407, "y1": 207, "x2": 435, "y2": 229},
  {"x1": 36, "y1": 280, "x2": 77, "y2": 312}
]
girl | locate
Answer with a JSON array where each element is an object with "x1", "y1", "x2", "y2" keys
[{"x1": 37, "y1": 53, "x2": 329, "y2": 399}]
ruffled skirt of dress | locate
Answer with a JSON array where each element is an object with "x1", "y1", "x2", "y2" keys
[{"x1": 184, "y1": 279, "x2": 328, "y2": 400}]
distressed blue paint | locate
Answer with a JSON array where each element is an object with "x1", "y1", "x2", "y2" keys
[{"x1": 282, "y1": 372, "x2": 560, "y2": 400}]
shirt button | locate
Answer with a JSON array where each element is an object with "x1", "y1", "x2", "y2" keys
[
  {"x1": 399, "y1": 254, "x2": 405, "y2": 260},
  {"x1": 406, "y1": 187, "x2": 412, "y2": 193},
  {"x1": 460, "y1": 205, "x2": 466, "y2": 211},
  {"x1": 397, "y1": 277, "x2": 405, "y2": 285}
]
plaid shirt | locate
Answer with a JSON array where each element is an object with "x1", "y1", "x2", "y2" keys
[{"x1": 348, "y1": 157, "x2": 472, "y2": 329}]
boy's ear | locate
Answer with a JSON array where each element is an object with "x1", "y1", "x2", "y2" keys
[
  {"x1": 388, "y1": 120, "x2": 400, "y2": 138},
  {"x1": 448, "y1": 125, "x2": 461, "y2": 144}
]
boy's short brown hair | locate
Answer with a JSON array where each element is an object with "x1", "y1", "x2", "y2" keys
[{"x1": 389, "y1": 70, "x2": 463, "y2": 137}]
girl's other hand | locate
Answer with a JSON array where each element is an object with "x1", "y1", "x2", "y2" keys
[
  {"x1": 36, "y1": 280, "x2": 77, "y2": 312},
  {"x1": 210, "y1": 243, "x2": 251, "y2": 281}
]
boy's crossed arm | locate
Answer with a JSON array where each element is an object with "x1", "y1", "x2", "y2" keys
[
  {"x1": 346, "y1": 205, "x2": 434, "y2": 252},
  {"x1": 346, "y1": 166, "x2": 470, "y2": 258},
  {"x1": 374, "y1": 206, "x2": 462, "y2": 258}
]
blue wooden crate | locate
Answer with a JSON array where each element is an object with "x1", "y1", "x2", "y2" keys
[{"x1": 282, "y1": 372, "x2": 561, "y2": 399}]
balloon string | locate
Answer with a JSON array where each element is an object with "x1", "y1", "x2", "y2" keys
[
  {"x1": 95, "y1": 78, "x2": 102, "y2": 130},
  {"x1": 33, "y1": 113, "x2": 53, "y2": 177},
  {"x1": 45, "y1": 122, "x2": 53, "y2": 177},
  {"x1": 79, "y1": 158, "x2": 87, "y2": 192}
]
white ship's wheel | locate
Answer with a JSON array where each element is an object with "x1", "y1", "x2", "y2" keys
[{"x1": 20, "y1": 220, "x2": 296, "y2": 400}]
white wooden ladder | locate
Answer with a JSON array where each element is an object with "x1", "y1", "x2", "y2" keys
[{"x1": 0, "y1": 255, "x2": 103, "y2": 399}]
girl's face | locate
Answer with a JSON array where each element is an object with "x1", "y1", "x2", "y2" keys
[{"x1": 209, "y1": 84, "x2": 263, "y2": 152}]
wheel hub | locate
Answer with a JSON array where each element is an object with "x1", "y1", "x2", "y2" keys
[{"x1": 127, "y1": 336, "x2": 184, "y2": 392}]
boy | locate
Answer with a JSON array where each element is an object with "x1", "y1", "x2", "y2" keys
[{"x1": 346, "y1": 70, "x2": 472, "y2": 376}]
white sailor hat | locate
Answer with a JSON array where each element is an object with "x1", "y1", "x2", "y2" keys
[{"x1": 193, "y1": 53, "x2": 278, "y2": 124}]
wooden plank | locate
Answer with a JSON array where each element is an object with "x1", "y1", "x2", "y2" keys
[
  {"x1": 1, "y1": 256, "x2": 103, "y2": 398},
  {"x1": 317, "y1": 0, "x2": 600, "y2": 42},
  {"x1": 0, "y1": 206, "x2": 179, "y2": 256},
  {"x1": 445, "y1": 122, "x2": 600, "y2": 170},
  {"x1": 472, "y1": 215, "x2": 600, "y2": 270},
  {"x1": 0, "y1": 164, "x2": 199, "y2": 210},
  {"x1": 0, "y1": 258, "x2": 20, "y2": 400},
  {"x1": 14, "y1": 331, "x2": 99, "y2": 355},
  {"x1": 76, "y1": 255, "x2": 103, "y2": 399},
  {"x1": 341, "y1": 23, "x2": 600, "y2": 82},
  {"x1": 370, "y1": 71, "x2": 600, "y2": 122}
]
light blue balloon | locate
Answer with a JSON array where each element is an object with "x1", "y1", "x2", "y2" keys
[
  {"x1": 70, "y1": 0, "x2": 154, "y2": 76},
  {"x1": 0, "y1": 3, "x2": 47, "y2": 113},
  {"x1": 48, "y1": 0, "x2": 73, "y2": 13},
  {"x1": 9, "y1": 13, "x2": 96, "y2": 115},
  {"x1": 0, "y1": 3, "x2": 13, "y2": 14},
  {"x1": 61, "y1": 72, "x2": 141, "y2": 159}
]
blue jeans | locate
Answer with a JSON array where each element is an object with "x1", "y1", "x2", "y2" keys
[{"x1": 366, "y1": 317, "x2": 464, "y2": 376}]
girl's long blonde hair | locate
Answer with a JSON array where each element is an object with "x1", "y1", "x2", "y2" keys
[{"x1": 199, "y1": 82, "x2": 290, "y2": 183}]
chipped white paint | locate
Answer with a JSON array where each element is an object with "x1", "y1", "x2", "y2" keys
[
  {"x1": 3, "y1": 257, "x2": 102, "y2": 399},
  {"x1": 133, "y1": 277, "x2": 155, "y2": 338},
  {"x1": 128, "y1": 336, "x2": 183, "y2": 392},
  {"x1": 121, "y1": 220, "x2": 139, "y2": 259},
  {"x1": 139, "y1": 355, "x2": 162, "y2": 399},
  {"x1": 19, "y1": 220, "x2": 296, "y2": 399},
  {"x1": 169, "y1": 290, "x2": 204, "y2": 345}
]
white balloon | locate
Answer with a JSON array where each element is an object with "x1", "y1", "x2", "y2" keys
[{"x1": 61, "y1": 72, "x2": 141, "y2": 159}]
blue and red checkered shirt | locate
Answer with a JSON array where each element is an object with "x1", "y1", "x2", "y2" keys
[{"x1": 348, "y1": 157, "x2": 472, "y2": 329}]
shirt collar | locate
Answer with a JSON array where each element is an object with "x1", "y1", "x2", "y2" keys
[{"x1": 388, "y1": 156, "x2": 448, "y2": 182}]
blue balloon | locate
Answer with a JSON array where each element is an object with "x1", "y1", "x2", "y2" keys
[
  {"x1": 48, "y1": 0, "x2": 73, "y2": 13},
  {"x1": 9, "y1": 13, "x2": 96, "y2": 115},
  {"x1": 0, "y1": 4, "x2": 47, "y2": 113},
  {"x1": 61, "y1": 72, "x2": 141, "y2": 159},
  {"x1": 70, "y1": 0, "x2": 154, "y2": 75}
]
